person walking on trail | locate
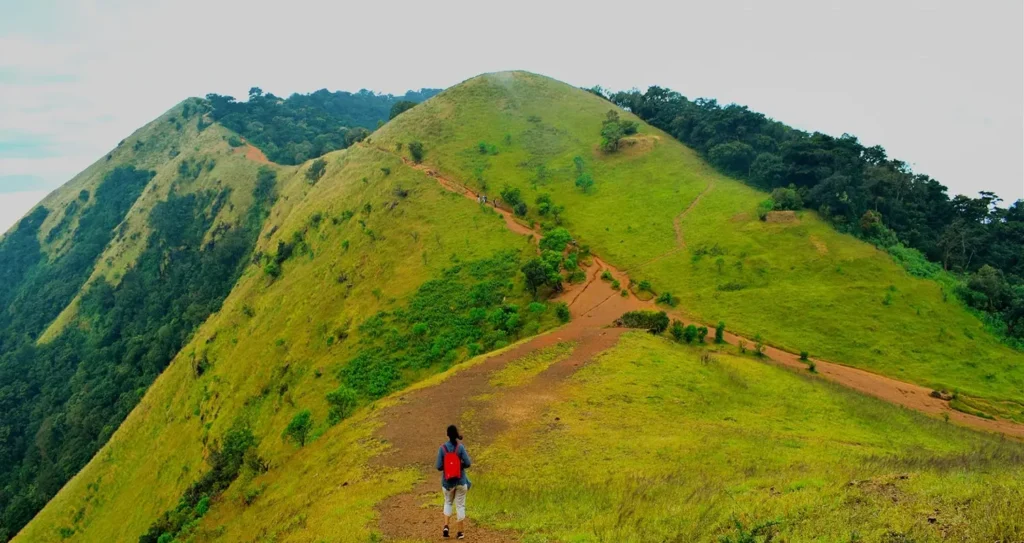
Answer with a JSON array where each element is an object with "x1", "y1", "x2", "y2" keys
[{"x1": 436, "y1": 424, "x2": 471, "y2": 539}]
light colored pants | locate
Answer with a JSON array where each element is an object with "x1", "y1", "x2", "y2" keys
[{"x1": 443, "y1": 485, "x2": 468, "y2": 521}]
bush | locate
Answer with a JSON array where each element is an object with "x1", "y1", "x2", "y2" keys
[
  {"x1": 282, "y1": 410, "x2": 313, "y2": 447},
  {"x1": 601, "y1": 270, "x2": 613, "y2": 281},
  {"x1": 715, "y1": 321, "x2": 725, "y2": 343},
  {"x1": 656, "y1": 291, "x2": 677, "y2": 307},
  {"x1": 800, "y1": 351, "x2": 809, "y2": 361},
  {"x1": 683, "y1": 324, "x2": 698, "y2": 343},
  {"x1": 757, "y1": 199, "x2": 774, "y2": 221},
  {"x1": 227, "y1": 135, "x2": 244, "y2": 147},
  {"x1": 555, "y1": 302, "x2": 571, "y2": 323},
  {"x1": 500, "y1": 186, "x2": 523, "y2": 207},
  {"x1": 670, "y1": 320, "x2": 685, "y2": 342},
  {"x1": 408, "y1": 141, "x2": 425, "y2": 163},
  {"x1": 575, "y1": 172, "x2": 595, "y2": 193},
  {"x1": 326, "y1": 386, "x2": 358, "y2": 425},
  {"x1": 753, "y1": 334, "x2": 765, "y2": 357},
  {"x1": 513, "y1": 202, "x2": 528, "y2": 216},
  {"x1": 637, "y1": 280, "x2": 652, "y2": 292},
  {"x1": 697, "y1": 326, "x2": 708, "y2": 343},
  {"x1": 618, "y1": 310, "x2": 669, "y2": 334},
  {"x1": 536, "y1": 194, "x2": 553, "y2": 215},
  {"x1": 770, "y1": 186, "x2": 803, "y2": 210},
  {"x1": 389, "y1": 100, "x2": 416, "y2": 119},
  {"x1": 306, "y1": 158, "x2": 327, "y2": 183},
  {"x1": 540, "y1": 228, "x2": 573, "y2": 252}
]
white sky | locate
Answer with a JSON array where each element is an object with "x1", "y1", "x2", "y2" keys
[{"x1": 1, "y1": 0, "x2": 1022, "y2": 234}]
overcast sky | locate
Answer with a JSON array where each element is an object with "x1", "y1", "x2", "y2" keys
[{"x1": 2, "y1": 0, "x2": 1022, "y2": 234}]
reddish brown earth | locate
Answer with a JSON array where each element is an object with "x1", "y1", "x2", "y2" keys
[{"x1": 371, "y1": 150, "x2": 1024, "y2": 541}]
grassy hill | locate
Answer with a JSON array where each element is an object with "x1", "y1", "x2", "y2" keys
[
  {"x1": 11, "y1": 71, "x2": 1024, "y2": 542},
  {"x1": 373, "y1": 71, "x2": 1024, "y2": 420}
]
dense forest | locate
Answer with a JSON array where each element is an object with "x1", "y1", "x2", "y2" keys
[
  {"x1": 0, "y1": 166, "x2": 277, "y2": 541},
  {"x1": 205, "y1": 87, "x2": 440, "y2": 165},
  {"x1": 607, "y1": 87, "x2": 1024, "y2": 342}
]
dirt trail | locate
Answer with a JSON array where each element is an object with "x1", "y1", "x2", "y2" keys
[
  {"x1": 373, "y1": 151, "x2": 1024, "y2": 541},
  {"x1": 628, "y1": 180, "x2": 714, "y2": 272},
  {"x1": 389, "y1": 151, "x2": 1024, "y2": 439}
]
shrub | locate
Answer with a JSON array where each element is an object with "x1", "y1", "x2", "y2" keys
[
  {"x1": 715, "y1": 321, "x2": 726, "y2": 343},
  {"x1": 683, "y1": 324, "x2": 698, "y2": 343},
  {"x1": 408, "y1": 141, "x2": 425, "y2": 163},
  {"x1": 540, "y1": 227, "x2": 573, "y2": 252},
  {"x1": 555, "y1": 302, "x2": 571, "y2": 323},
  {"x1": 389, "y1": 100, "x2": 416, "y2": 119},
  {"x1": 753, "y1": 334, "x2": 765, "y2": 357},
  {"x1": 618, "y1": 311, "x2": 669, "y2": 334},
  {"x1": 807, "y1": 360, "x2": 817, "y2": 373},
  {"x1": 326, "y1": 386, "x2": 358, "y2": 425},
  {"x1": 306, "y1": 158, "x2": 327, "y2": 183},
  {"x1": 670, "y1": 320, "x2": 685, "y2": 342},
  {"x1": 601, "y1": 270, "x2": 613, "y2": 281},
  {"x1": 263, "y1": 260, "x2": 281, "y2": 279},
  {"x1": 513, "y1": 202, "x2": 528, "y2": 216},
  {"x1": 697, "y1": 326, "x2": 708, "y2": 343},
  {"x1": 611, "y1": 279, "x2": 621, "y2": 289},
  {"x1": 536, "y1": 194, "x2": 553, "y2": 215},
  {"x1": 575, "y1": 172, "x2": 595, "y2": 193},
  {"x1": 770, "y1": 186, "x2": 803, "y2": 210},
  {"x1": 227, "y1": 135, "x2": 244, "y2": 147},
  {"x1": 528, "y1": 302, "x2": 546, "y2": 313},
  {"x1": 800, "y1": 351, "x2": 809, "y2": 361},
  {"x1": 380, "y1": 167, "x2": 391, "y2": 176},
  {"x1": 656, "y1": 291, "x2": 677, "y2": 307},
  {"x1": 620, "y1": 289, "x2": 629, "y2": 297},
  {"x1": 739, "y1": 340, "x2": 747, "y2": 353},
  {"x1": 282, "y1": 410, "x2": 313, "y2": 447},
  {"x1": 500, "y1": 186, "x2": 523, "y2": 207},
  {"x1": 637, "y1": 280, "x2": 652, "y2": 292},
  {"x1": 757, "y1": 199, "x2": 774, "y2": 221}
]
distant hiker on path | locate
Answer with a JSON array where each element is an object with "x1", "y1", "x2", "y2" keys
[{"x1": 436, "y1": 424, "x2": 471, "y2": 539}]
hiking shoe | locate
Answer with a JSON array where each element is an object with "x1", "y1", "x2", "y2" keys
[
  {"x1": 443, "y1": 525, "x2": 450, "y2": 538},
  {"x1": 457, "y1": 533, "x2": 465, "y2": 540}
]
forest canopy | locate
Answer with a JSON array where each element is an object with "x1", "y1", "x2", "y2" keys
[
  {"x1": 205, "y1": 87, "x2": 440, "y2": 165},
  {"x1": 608, "y1": 86, "x2": 1024, "y2": 342}
]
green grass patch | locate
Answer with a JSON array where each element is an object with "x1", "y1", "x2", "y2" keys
[
  {"x1": 489, "y1": 342, "x2": 576, "y2": 388},
  {"x1": 473, "y1": 332, "x2": 1024, "y2": 542}
]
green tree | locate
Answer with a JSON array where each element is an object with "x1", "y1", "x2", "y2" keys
[
  {"x1": 670, "y1": 320, "x2": 685, "y2": 342},
  {"x1": 389, "y1": 100, "x2": 417, "y2": 119},
  {"x1": 306, "y1": 158, "x2": 327, "y2": 183},
  {"x1": 600, "y1": 110, "x2": 626, "y2": 152},
  {"x1": 575, "y1": 173, "x2": 595, "y2": 193},
  {"x1": 326, "y1": 386, "x2": 358, "y2": 425},
  {"x1": 708, "y1": 141, "x2": 756, "y2": 177},
  {"x1": 715, "y1": 321, "x2": 726, "y2": 343},
  {"x1": 697, "y1": 326, "x2": 709, "y2": 343},
  {"x1": 748, "y1": 153, "x2": 786, "y2": 188},
  {"x1": 683, "y1": 324, "x2": 698, "y2": 343},
  {"x1": 283, "y1": 410, "x2": 313, "y2": 447},
  {"x1": 540, "y1": 227, "x2": 572, "y2": 252}
]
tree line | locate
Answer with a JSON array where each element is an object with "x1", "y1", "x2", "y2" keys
[
  {"x1": 607, "y1": 86, "x2": 1024, "y2": 342},
  {"x1": 205, "y1": 86, "x2": 439, "y2": 165}
]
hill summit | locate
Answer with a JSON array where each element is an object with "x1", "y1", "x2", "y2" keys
[{"x1": 6, "y1": 71, "x2": 1024, "y2": 542}]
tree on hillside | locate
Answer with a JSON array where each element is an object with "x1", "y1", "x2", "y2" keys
[
  {"x1": 522, "y1": 256, "x2": 562, "y2": 297},
  {"x1": 575, "y1": 172, "x2": 595, "y2": 193},
  {"x1": 600, "y1": 110, "x2": 636, "y2": 152},
  {"x1": 283, "y1": 410, "x2": 313, "y2": 447},
  {"x1": 306, "y1": 158, "x2": 327, "y2": 183},
  {"x1": 389, "y1": 100, "x2": 417, "y2": 119}
]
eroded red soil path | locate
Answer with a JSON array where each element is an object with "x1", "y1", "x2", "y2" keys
[
  {"x1": 393, "y1": 151, "x2": 1024, "y2": 439},
  {"x1": 372, "y1": 149, "x2": 1024, "y2": 541}
]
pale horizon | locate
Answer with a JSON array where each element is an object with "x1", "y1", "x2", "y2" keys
[{"x1": 2, "y1": 0, "x2": 1022, "y2": 234}]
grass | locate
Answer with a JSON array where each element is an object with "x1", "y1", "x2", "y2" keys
[
  {"x1": 16, "y1": 143, "x2": 549, "y2": 542},
  {"x1": 375, "y1": 71, "x2": 1024, "y2": 418},
  {"x1": 472, "y1": 332, "x2": 1024, "y2": 542},
  {"x1": 489, "y1": 342, "x2": 575, "y2": 388}
]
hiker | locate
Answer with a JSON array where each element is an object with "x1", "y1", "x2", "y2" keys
[{"x1": 436, "y1": 424, "x2": 471, "y2": 539}]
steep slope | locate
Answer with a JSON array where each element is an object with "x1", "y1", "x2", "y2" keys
[
  {"x1": 0, "y1": 99, "x2": 283, "y2": 540},
  {"x1": 13, "y1": 71, "x2": 1024, "y2": 542},
  {"x1": 373, "y1": 71, "x2": 1024, "y2": 420},
  {"x1": 15, "y1": 142, "x2": 560, "y2": 542}
]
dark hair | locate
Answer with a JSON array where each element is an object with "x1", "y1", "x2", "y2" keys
[{"x1": 446, "y1": 424, "x2": 461, "y2": 445}]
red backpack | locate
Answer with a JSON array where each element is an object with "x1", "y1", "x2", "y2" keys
[{"x1": 442, "y1": 442, "x2": 462, "y2": 482}]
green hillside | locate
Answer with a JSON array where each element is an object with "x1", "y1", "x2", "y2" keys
[
  {"x1": 373, "y1": 71, "x2": 1024, "y2": 419},
  {"x1": 9, "y1": 71, "x2": 1024, "y2": 542}
]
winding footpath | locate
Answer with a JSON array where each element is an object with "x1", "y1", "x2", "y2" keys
[{"x1": 369, "y1": 148, "x2": 1024, "y2": 540}]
